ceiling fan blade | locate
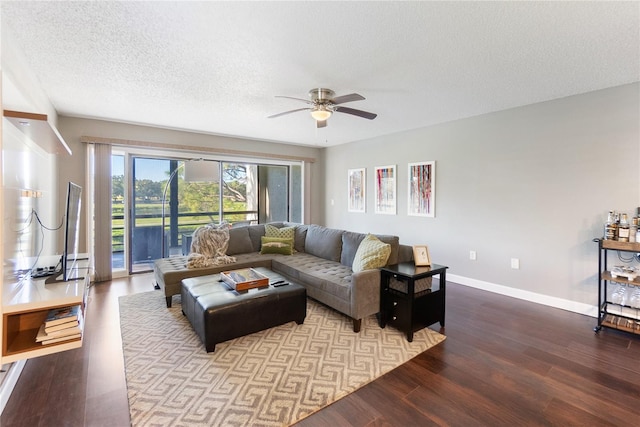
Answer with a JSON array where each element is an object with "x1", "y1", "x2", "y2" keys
[
  {"x1": 332, "y1": 93, "x2": 365, "y2": 105},
  {"x1": 268, "y1": 108, "x2": 309, "y2": 119},
  {"x1": 275, "y1": 95, "x2": 312, "y2": 104},
  {"x1": 334, "y1": 106, "x2": 377, "y2": 120},
  {"x1": 316, "y1": 120, "x2": 327, "y2": 129}
]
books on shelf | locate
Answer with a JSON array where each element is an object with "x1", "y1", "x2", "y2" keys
[
  {"x1": 220, "y1": 268, "x2": 269, "y2": 291},
  {"x1": 36, "y1": 305, "x2": 83, "y2": 345},
  {"x1": 36, "y1": 323, "x2": 82, "y2": 344},
  {"x1": 37, "y1": 330, "x2": 82, "y2": 345},
  {"x1": 45, "y1": 320, "x2": 79, "y2": 333},
  {"x1": 44, "y1": 305, "x2": 81, "y2": 327}
]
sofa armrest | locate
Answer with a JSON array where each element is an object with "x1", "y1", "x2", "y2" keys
[
  {"x1": 350, "y1": 269, "x2": 382, "y2": 320},
  {"x1": 397, "y1": 244, "x2": 414, "y2": 264}
]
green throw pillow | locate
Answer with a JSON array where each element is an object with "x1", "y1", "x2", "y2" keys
[
  {"x1": 265, "y1": 224, "x2": 296, "y2": 241},
  {"x1": 260, "y1": 236, "x2": 294, "y2": 255},
  {"x1": 352, "y1": 234, "x2": 391, "y2": 272}
]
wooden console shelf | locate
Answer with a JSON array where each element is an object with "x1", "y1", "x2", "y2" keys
[
  {"x1": 1, "y1": 257, "x2": 90, "y2": 364},
  {"x1": 3, "y1": 109, "x2": 72, "y2": 155},
  {"x1": 3, "y1": 305, "x2": 82, "y2": 360}
]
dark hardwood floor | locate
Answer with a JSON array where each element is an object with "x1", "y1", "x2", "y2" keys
[{"x1": 2, "y1": 274, "x2": 639, "y2": 426}]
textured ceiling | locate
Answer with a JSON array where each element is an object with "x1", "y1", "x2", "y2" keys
[{"x1": 2, "y1": 1, "x2": 639, "y2": 147}]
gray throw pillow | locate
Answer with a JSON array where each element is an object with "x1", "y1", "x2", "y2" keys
[
  {"x1": 285, "y1": 222, "x2": 308, "y2": 253},
  {"x1": 340, "y1": 231, "x2": 366, "y2": 268},
  {"x1": 247, "y1": 224, "x2": 266, "y2": 251},
  {"x1": 305, "y1": 225, "x2": 344, "y2": 262},
  {"x1": 375, "y1": 234, "x2": 400, "y2": 265},
  {"x1": 227, "y1": 226, "x2": 254, "y2": 255}
]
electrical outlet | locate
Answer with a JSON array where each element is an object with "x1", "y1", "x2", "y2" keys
[
  {"x1": 511, "y1": 258, "x2": 520, "y2": 269},
  {"x1": 469, "y1": 250, "x2": 477, "y2": 261}
]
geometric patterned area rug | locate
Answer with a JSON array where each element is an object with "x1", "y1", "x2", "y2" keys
[{"x1": 119, "y1": 290, "x2": 445, "y2": 426}]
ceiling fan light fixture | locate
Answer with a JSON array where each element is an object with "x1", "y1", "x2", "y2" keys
[
  {"x1": 310, "y1": 105, "x2": 332, "y2": 121},
  {"x1": 270, "y1": 88, "x2": 376, "y2": 126}
]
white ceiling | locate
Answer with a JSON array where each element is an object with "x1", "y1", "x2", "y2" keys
[{"x1": 2, "y1": 1, "x2": 639, "y2": 147}]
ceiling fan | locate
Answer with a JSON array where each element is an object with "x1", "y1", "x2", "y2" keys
[{"x1": 268, "y1": 88, "x2": 377, "y2": 128}]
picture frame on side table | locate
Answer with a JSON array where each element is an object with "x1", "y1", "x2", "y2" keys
[
  {"x1": 413, "y1": 245, "x2": 431, "y2": 266},
  {"x1": 408, "y1": 161, "x2": 435, "y2": 217},
  {"x1": 375, "y1": 165, "x2": 396, "y2": 215},
  {"x1": 347, "y1": 168, "x2": 366, "y2": 213}
]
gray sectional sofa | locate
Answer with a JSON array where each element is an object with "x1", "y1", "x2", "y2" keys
[{"x1": 154, "y1": 222, "x2": 413, "y2": 332}]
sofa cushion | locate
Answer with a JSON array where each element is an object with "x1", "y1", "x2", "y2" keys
[
  {"x1": 374, "y1": 234, "x2": 400, "y2": 265},
  {"x1": 340, "y1": 231, "x2": 366, "y2": 268},
  {"x1": 272, "y1": 253, "x2": 353, "y2": 302},
  {"x1": 227, "y1": 226, "x2": 254, "y2": 255},
  {"x1": 285, "y1": 222, "x2": 308, "y2": 253},
  {"x1": 304, "y1": 225, "x2": 343, "y2": 262},
  {"x1": 247, "y1": 224, "x2": 266, "y2": 251},
  {"x1": 260, "y1": 236, "x2": 294, "y2": 255},
  {"x1": 352, "y1": 234, "x2": 391, "y2": 272}
]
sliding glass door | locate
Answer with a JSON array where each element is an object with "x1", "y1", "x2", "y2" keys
[
  {"x1": 130, "y1": 157, "x2": 168, "y2": 273},
  {"x1": 258, "y1": 165, "x2": 289, "y2": 223},
  {"x1": 108, "y1": 151, "x2": 302, "y2": 275},
  {"x1": 221, "y1": 162, "x2": 258, "y2": 226}
]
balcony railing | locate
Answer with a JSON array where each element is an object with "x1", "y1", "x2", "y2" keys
[{"x1": 111, "y1": 210, "x2": 258, "y2": 269}]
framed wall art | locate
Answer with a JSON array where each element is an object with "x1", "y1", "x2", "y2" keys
[
  {"x1": 408, "y1": 161, "x2": 435, "y2": 217},
  {"x1": 347, "y1": 168, "x2": 366, "y2": 213},
  {"x1": 375, "y1": 165, "x2": 396, "y2": 215}
]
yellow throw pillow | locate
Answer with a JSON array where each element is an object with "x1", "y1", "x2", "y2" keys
[
  {"x1": 352, "y1": 234, "x2": 391, "y2": 272},
  {"x1": 265, "y1": 224, "x2": 295, "y2": 240}
]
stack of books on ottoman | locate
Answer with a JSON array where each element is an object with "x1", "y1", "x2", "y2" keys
[{"x1": 35, "y1": 305, "x2": 82, "y2": 345}]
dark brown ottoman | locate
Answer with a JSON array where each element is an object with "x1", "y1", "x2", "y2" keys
[{"x1": 181, "y1": 267, "x2": 307, "y2": 352}]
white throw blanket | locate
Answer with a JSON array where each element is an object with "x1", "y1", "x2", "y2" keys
[{"x1": 186, "y1": 223, "x2": 237, "y2": 268}]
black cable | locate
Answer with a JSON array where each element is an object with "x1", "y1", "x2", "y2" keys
[{"x1": 15, "y1": 209, "x2": 65, "y2": 281}]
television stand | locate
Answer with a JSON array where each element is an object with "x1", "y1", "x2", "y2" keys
[
  {"x1": 44, "y1": 272, "x2": 85, "y2": 285},
  {"x1": 2, "y1": 256, "x2": 91, "y2": 364},
  {"x1": 43, "y1": 256, "x2": 87, "y2": 284}
]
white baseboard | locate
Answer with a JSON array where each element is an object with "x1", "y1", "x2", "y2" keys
[
  {"x1": 0, "y1": 360, "x2": 26, "y2": 415},
  {"x1": 447, "y1": 273, "x2": 598, "y2": 318}
]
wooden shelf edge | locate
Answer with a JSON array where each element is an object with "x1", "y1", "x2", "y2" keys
[
  {"x1": 3, "y1": 109, "x2": 72, "y2": 155},
  {"x1": 601, "y1": 314, "x2": 640, "y2": 335},
  {"x1": 600, "y1": 239, "x2": 640, "y2": 252},
  {"x1": 1, "y1": 338, "x2": 82, "y2": 364},
  {"x1": 601, "y1": 271, "x2": 640, "y2": 286},
  {"x1": 2, "y1": 296, "x2": 84, "y2": 314}
]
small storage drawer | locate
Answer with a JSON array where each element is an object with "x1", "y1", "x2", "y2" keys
[{"x1": 386, "y1": 294, "x2": 410, "y2": 331}]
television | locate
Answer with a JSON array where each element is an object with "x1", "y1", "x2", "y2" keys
[{"x1": 46, "y1": 182, "x2": 83, "y2": 283}]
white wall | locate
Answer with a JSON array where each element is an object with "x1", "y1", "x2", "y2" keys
[
  {"x1": 2, "y1": 25, "x2": 60, "y2": 270},
  {"x1": 1, "y1": 21, "x2": 61, "y2": 414},
  {"x1": 323, "y1": 83, "x2": 640, "y2": 312}
]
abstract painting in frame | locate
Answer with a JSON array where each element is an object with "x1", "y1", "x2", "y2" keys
[
  {"x1": 347, "y1": 168, "x2": 366, "y2": 213},
  {"x1": 408, "y1": 161, "x2": 435, "y2": 217},
  {"x1": 375, "y1": 165, "x2": 396, "y2": 215}
]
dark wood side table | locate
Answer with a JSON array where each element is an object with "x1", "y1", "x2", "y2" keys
[{"x1": 379, "y1": 262, "x2": 448, "y2": 342}]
